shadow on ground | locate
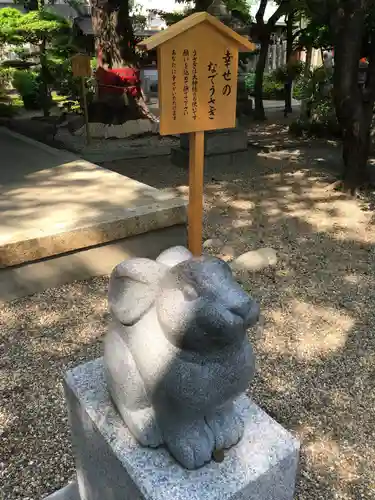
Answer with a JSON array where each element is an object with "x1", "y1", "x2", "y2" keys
[
  {"x1": 1, "y1": 146, "x2": 375, "y2": 500},
  {"x1": 101, "y1": 149, "x2": 375, "y2": 500}
]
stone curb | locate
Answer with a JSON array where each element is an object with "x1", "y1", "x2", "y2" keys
[
  {"x1": 80, "y1": 145, "x2": 172, "y2": 163},
  {"x1": 0, "y1": 126, "x2": 77, "y2": 161}
]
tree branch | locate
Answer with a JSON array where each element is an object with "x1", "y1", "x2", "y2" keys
[
  {"x1": 267, "y1": 0, "x2": 290, "y2": 28},
  {"x1": 363, "y1": 36, "x2": 375, "y2": 101},
  {"x1": 255, "y1": 0, "x2": 268, "y2": 26}
]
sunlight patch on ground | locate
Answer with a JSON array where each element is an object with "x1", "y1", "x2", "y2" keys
[
  {"x1": 304, "y1": 434, "x2": 366, "y2": 488},
  {"x1": 264, "y1": 374, "x2": 298, "y2": 396},
  {"x1": 290, "y1": 301, "x2": 352, "y2": 360},
  {"x1": 231, "y1": 219, "x2": 253, "y2": 229},
  {"x1": 261, "y1": 300, "x2": 352, "y2": 360},
  {"x1": 0, "y1": 406, "x2": 16, "y2": 434},
  {"x1": 343, "y1": 274, "x2": 360, "y2": 284},
  {"x1": 256, "y1": 176, "x2": 375, "y2": 244},
  {"x1": 230, "y1": 199, "x2": 254, "y2": 210},
  {"x1": 306, "y1": 435, "x2": 340, "y2": 468}
]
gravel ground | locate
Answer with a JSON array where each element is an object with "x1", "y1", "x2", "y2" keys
[{"x1": 2, "y1": 141, "x2": 375, "y2": 499}]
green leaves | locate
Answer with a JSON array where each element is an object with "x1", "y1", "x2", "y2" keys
[
  {"x1": 296, "y1": 18, "x2": 331, "y2": 49},
  {"x1": 0, "y1": 7, "x2": 70, "y2": 45},
  {"x1": 0, "y1": 8, "x2": 24, "y2": 44}
]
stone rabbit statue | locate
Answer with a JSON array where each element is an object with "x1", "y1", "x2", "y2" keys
[{"x1": 104, "y1": 246, "x2": 260, "y2": 469}]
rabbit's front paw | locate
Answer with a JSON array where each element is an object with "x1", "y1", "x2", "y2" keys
[
  {"x1": 163, "y1": 419, "x2": 215, "y2": 469},
  {"x1": 206, "y1": 402, "x2": 244, "y2": 450},
  {"x1": 121, "y1": 407, "x2": 163, "y2": 448}
]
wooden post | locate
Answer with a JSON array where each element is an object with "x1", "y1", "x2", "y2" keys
[
  {"x1": 81, "y1": 76, "x2": 90, "y2": 145},
  {"x1": 137, "y1": 14, "x2": 256, "y2": 258},
  {"x1": 188, "y1": 131, "x2": 205, "y2": 256}
]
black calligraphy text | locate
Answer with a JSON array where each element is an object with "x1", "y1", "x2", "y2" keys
[
  {"x1": 183, "y1": 49, "x2": 189, "y2": 116},
  {"x1": 172, "y1": 49, "x2": 177, "y2": 120},
  {"x1": 192, "y1": 49, "x2": 198, "y2": 120},
  {"x1": 222, "y1": 49, "x2": 233, "y2": 97},
  {"x1": 208, "y1": 61, "x2": 217, "y2": 120}
]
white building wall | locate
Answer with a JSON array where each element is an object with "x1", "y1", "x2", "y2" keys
[{"x1": 134, "y1": 0, "x2": 192, "y2": 17}]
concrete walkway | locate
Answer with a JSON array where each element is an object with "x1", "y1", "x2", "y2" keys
[
  {"x1": 0, "y1": 127, "x2": 186, "y2": 267},
  {"x1": 0, "y1": 127, "x2": 186, "y2": 300}
]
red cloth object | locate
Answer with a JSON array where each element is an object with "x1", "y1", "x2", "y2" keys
[{"x1": 96, "y1": 66, "x2": 141, "y2": 97}]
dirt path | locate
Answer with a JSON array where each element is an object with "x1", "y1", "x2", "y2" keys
[{"x1": 2, "y1": 146, "x2": 375, "y2": 500}]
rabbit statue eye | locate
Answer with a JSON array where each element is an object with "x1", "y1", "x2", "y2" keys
[{"x1": 183, "y1": 284, "x2": 198, "y2": 301}]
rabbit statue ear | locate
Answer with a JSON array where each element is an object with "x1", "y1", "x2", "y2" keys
[
  {"x1": 109, "y1": 258, "x2": 167, "y2": 326},
  {"x1": 156, "y1": 246, "x2": 193, "y2": 268}
]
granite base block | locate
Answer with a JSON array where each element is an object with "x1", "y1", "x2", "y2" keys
[
  {"x1": 61, "y1": 358, "x2": 299, "y2": 500},
  {"x1": 171, "y1": 147, "x2": 251, "y2": 169}
]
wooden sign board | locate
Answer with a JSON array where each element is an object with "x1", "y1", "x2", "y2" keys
[
  {"x1": 72, "y1": 54, "x2": 91, "y2": 78},
  {"x1": 138, "y1": 13, "x2": 255, "y2": 255},
  {"x1": 139, "y1": 13, "x2": 255, "y2": 136},
  {"x1": 157, "y1": 25, "x2": 238, "y2": 135}
]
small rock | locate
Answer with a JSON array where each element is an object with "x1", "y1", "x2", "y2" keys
[
  {"x1": 231, "y1": 247, "x2": 277, "y2": 272},
  {"x1": 218, "y1": 244, "x2": 236, "y2": 262},
  {"x1": 203, "y1": 238, "x2": 224, "y2": 250}
]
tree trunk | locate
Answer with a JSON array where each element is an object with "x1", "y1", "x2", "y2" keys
[
  {"x1": 304, "y1": 46, "x2": 312, "y2": 75},
  {"x1": 36, "y1": 0, "x2": 50, "y2": 117},
  {"x1": 195, "y1": 0, "x2": 212, "y2": 12},
  {"x1": 341, "y1": 103, "x2": 373, "y2": 191},
  {"x1": 330, "y1": 0, "x2": 375, "y2": 191},
  {"x1": 253, "y1": 0, "x2": 291, "y2": 120},
  {"x1": 300, "y1": 46, "x2": 312, "y2": 119},
  {"x1": 39, "y1": 37, "x2": 50, "y2": 117},
  {"x1": 284, "y1": 11, "x2": 294, "y2": 116},
  {"x1": 91, "y1": 0, "x2": 157, "y2": 124},
  {"x1": 254, "y1": 34, "x2": 269, "y2": 120},
  {"x1": 91, "y1": 0, "x2": 135, "y2": 68}
]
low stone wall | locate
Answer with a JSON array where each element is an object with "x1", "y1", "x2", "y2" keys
[{"x1": 74, "y1": 119, "x2": 159, "y2": 139}]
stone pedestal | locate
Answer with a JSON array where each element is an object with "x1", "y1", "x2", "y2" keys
[
  {"x1": 45, "y1": 358, "x2": 300, "y2": 500},
  {"x1": 171, "y1": 128, "x2": 250, "y2": 168}
]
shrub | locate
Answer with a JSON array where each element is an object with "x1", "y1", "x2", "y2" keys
[
  {"x1": 12, "y1": 70, "x2": 37, "y2": 94},
  {"x1": 262, "y1": 73, "x2": 284, "y2": 99},
  {"x1": 292, "y1": 76, "x2": 310, "y2": 100},
  {"x1": 244, "y1": 71, "x2": 255, "y2": 94},
  {"x1": 272, "y1": 61, "x2": 305, "y2": 84},
  {"x1": 12, "y1": 70, "x2": 42, "y2": 109},
  {"x1": 0, "y1": 66, "x2": 15, "y2": 90},
  {"x1": 244, "y1": 71, "x2": 284, "y2": 99},
  {"x1": 48, "y1": 56, "x2": 96, "y2": 113},
  {"x1": 289, "y1": 117, "x2": 308, "y2": 137},
  {"x1": 12, "y1": 69, "x2": 54, "y2": 111},
  {"x1": 289, "y1": 63, "x2": 340, "y2": 139},
  {"x1": 289, "y1": 96, "x2": 340, "y2": 138},
  {"x1": 0, "y1": 102, "x2": 18, "y2": 117}
]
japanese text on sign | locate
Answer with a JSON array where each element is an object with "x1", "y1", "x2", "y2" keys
[
  {"x1": 222, "y1": 49, "x2": 233, "y2": 97},
  {"x1": 183, "y1": 49, "x2": 190, "y2": 116},
  {"x1": 169, "y1": 47, "x2": 235, "y2": 122},
  {"x1": 160, "y1": 35, "x2": 239, "y2": 135},
  {"x1": 172, "y1": 49, "x2": 177, "y2": 120},
  {"x1": 208, "y1": 61, "x2": 217, "y2": 120},
  {"x1": 192, "y1": 49, "x2": 198, "y2": 120}
]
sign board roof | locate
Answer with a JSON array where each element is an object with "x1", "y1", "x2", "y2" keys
[{"x1": 137, "y1": 12, "x2": 255, "y2": 52}]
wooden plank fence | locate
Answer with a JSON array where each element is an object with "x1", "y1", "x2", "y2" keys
[
  {"x1": 242, "y1": 35, "x2": 322, "y2": 74},
  {"x1": 242, "y1": 35, "x2": 287, "y2": 74}
]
